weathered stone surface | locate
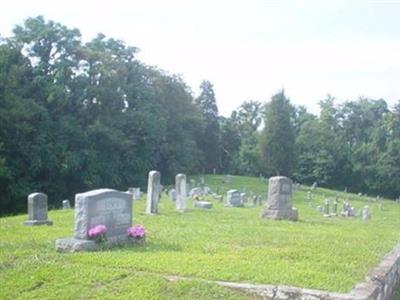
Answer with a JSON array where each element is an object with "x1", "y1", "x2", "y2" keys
[
  {"x1": 261, "y1": 176, "x2": 298, "y2": 221},
  {"x1": 24, "y1": 193, "x2": 53, "y2": 226},
  {"x1": 146, "y1": 171, "x2": 161, "y2": 214},
  {"x1": 227, "y1": 189, "x2": 243, "y2": 207},
  {"x1": 176, "y1": 174, "x2": 186, "y2": 211},
  {"x1": 55, "y1": 188, "x2": 132, "y2": 252},
  {"x1": 194, "y1": 201, "x2": 213, "y2": 209},
  {"x1": 73, "y1": 189, "x2": 132, "y2": 239}
]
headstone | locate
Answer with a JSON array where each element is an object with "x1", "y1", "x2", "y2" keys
[
  {"x1": 316, "y1": 205, "x2": 323, "y2": 213},
  {"x1": 341, "y1": 201, "x2": 355, "y2": 217},
  {"x1": 195, "y1": 201, "x2": 213, "y2": 209},
  {"x1": 203, "y1": 186, "x2": 211, "y2": 195},
  {"x1": 223, "y1": 175, "x2": 232, "y2": 184},
  {"x1": 189, "y1": 187, "x2": 203, "y2": 198},
  {"x1": 261, "y1": 176, "x2": 298, "y2": 221},
  {"x1": 24, "y1": 193, "x2": 53, "y2": 226},
  {"x1": 257, "y1": 195, "x2": 262, "y2": 206},
  {"x1": 55, "y1": 189, "x2": 132, "y2": 252},
  {"x1": 146, "y1": 170, "x2": 161, "y2": 214},
  {"x1": 362, "y1": 205, "x2": 371, "y2": 220},
  {"x1": 323, "y1": 198, "x2": 330, "y2": 217},
  {"x1": 311, "y1": 182, "x2": 317, "y2": 190},
  {"x1": 176, "y1": 173, "x2": 187, "y2": 211},
  {"x1": 332, "y1": 200, "x2": 338, "y2": 215},
  {"x1": 62, "y1": 200, "x2": 71, "y2": 209},
  {"x1": 169, "y1": 188, "x2": 177, "y2": 201},
  {"x1": 127, "y1": 187, "x2": 141, "y2": 200},
  {"x1": 227, "y1": 189, "x2": 243, "y2": 207},
  {"x1": 240, "y1": 192, "x2": 246, "y2": 203}
]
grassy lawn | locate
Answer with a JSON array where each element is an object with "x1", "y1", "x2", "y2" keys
[{"x1": 1, "y1": 175, "x2": 399, "y2": 299}]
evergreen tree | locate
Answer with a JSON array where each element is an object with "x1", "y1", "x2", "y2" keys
[
  {"x1": 196, "y1": 80, "x2": 220, "y2": 173},
  {"x1": 260, "y1": 91, "x2": 295, "y2": 176}
]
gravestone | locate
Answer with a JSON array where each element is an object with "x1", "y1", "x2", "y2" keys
[
  {"x1": 24, "y1": 193, "x2": 53, "y2": 226},
  {"x1": 227, "y1": 189, "x2": 243, "y2": 207},
  {"x1": 223, "y1": 175, "x2": 232, "y2": 184},
  {"x1": 169, "y1": 188, "x2": 177, "y2": 201},
  {"x1": 127, "y1": 187, "x2": 141, "y2": 200},
  {"x1": 195, "y1": 201, "x2": 213, "y2": 209},
  {"x1": 311, "y1": 182, "x2": 317, "y2": 190},
  {"x1": 323, "y1": 198, "x2": 330, "y2": 217},
  {"x1": 55, "y1": 189, "x2": 132, "y2": 252},
  {"x1": 189, "y1": 187, "x2": 203, "y2": 198},
  {"x1": 146, "y1": 170, "x2": 161, "y2": 214},
  {"x1": 203, "y1": 186, "x2": 211, "y2": 195},
  {"x1": 332, "y1": 200, "x2": 338, "y2": 215},
  {"x1": 362, "y1": 206, "x2": 371, "y2": 220},
  {"x1": 261, "y1": 176, "x2": 298, "y2": 221},
  {"x1": 176, "y1": 174, "x2": 187, "y2": 211},
  {"x1": 240, "y1": 192, "x2": 247, "y2": 203},
  {"x1": 62, "y1": 200, "x2": 71, "y2": 209},
  {"x1": 341, "y1": 201, "x2": 355, "y2": 217}
]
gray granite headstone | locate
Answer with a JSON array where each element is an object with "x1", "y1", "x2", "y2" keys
[
  {"x1": 146, "y1": 170, "x2": 161, "y2": 214},
  {"x1": 176, "y1": 173, "x2": 186, "y2": 211},
  {"x1": 55, "y1": 189, "x2": 132, "y2": 252},
  {"x1": 261, "y1": 176, "x2": 298, "y2": 221},
  {"x1": 24, "y1": 193, "x2": 53, "y2": 226},
  {"x1": 227, "y1": 189, "x2": 243, "y2": 207},
  {"x1": 62, "y1": 200, "x2": 71, "y2": 209}
]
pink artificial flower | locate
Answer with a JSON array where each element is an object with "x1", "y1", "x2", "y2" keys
[
  {"x1": 88, "y1": 224, "x2": 107, "y2": 239},
  {"x1": 127, "y1": 224, "x2": 146, "y2": 238}
]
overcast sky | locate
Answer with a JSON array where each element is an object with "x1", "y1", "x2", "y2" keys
[{"x1": 1, "y1": 0, "x2": 400, "y2": 116}]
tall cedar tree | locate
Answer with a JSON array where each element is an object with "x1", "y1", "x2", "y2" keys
[
  {"x1": 196, "y1": 80, "x2": 220, "y2": 173},
  {"x1": 260, "y1": 91, "x2": 295, "y2": 176}
]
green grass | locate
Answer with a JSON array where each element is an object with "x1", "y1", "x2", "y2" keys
[{"x1": 1, "y1": 175, "x2": 399, "y2": 299}]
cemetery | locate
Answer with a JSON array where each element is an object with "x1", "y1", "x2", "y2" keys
[
  {"x1": 1, "y1": 174, "x2": 399, "y2": 299},
  {"x1": 1, "y1": 12, "x2": 400, "y2": 300}
]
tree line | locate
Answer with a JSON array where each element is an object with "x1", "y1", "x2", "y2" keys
[{"x1": 0, "y1": 16, "x2": 399, "y2": 215}]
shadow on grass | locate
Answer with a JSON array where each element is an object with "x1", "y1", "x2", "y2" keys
[{"x1": 98, "y1": 240, "x2": 183, "y2": 253}]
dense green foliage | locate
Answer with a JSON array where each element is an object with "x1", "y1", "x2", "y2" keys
[
  {"x1": 1, "y1": 175, "x2": 399, "y2": 299},
  {"x1": 1, "y1": 16, "x2": 400, "y2": 214},
  {"x1": 260, "y1": 91, "x2": 295, "y2": 176},
  {"x1": 0, "y1": 17, "x2": 204, "y2": 214}
]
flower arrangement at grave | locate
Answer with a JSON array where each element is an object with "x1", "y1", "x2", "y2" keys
[
  {"x1": 88, "y1": 224, "x2": 107, "y2": 243},
  {"x1": 127, "y1": 224, "x2": 146, "y2": 244}
]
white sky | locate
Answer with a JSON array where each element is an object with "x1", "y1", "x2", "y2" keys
[{"x1": 1, "y1": 0, "x2": 400, "y2": 116}]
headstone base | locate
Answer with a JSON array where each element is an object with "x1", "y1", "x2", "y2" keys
[
  {"x1": 261, "y1": 208, "x2": 298, "y2": 221},
  {"x1": 195, "y1": 201, "x2": 213, "y2": 209},
  {"x1": 24, "y1": 220, "x2": 53, "y2": 226},
  {"x1": 55, "y1": 235, "x2": 131, "y2": 252}
]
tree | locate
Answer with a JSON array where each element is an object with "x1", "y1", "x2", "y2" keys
[
  {"x1": 260, "y1": 91, "x2": 295, "y2": 176},
  {"x1": 196, "y1": 80, "x2": 220, "y2": 173}
]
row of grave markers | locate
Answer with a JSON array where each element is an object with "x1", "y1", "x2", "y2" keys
[{"x1": 22, "y1": 173, "x2": 397, "y2": 252}]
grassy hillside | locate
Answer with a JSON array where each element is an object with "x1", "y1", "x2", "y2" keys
[{"x1": 1, "y1": 175, "x2": 399, "y2": 299}]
